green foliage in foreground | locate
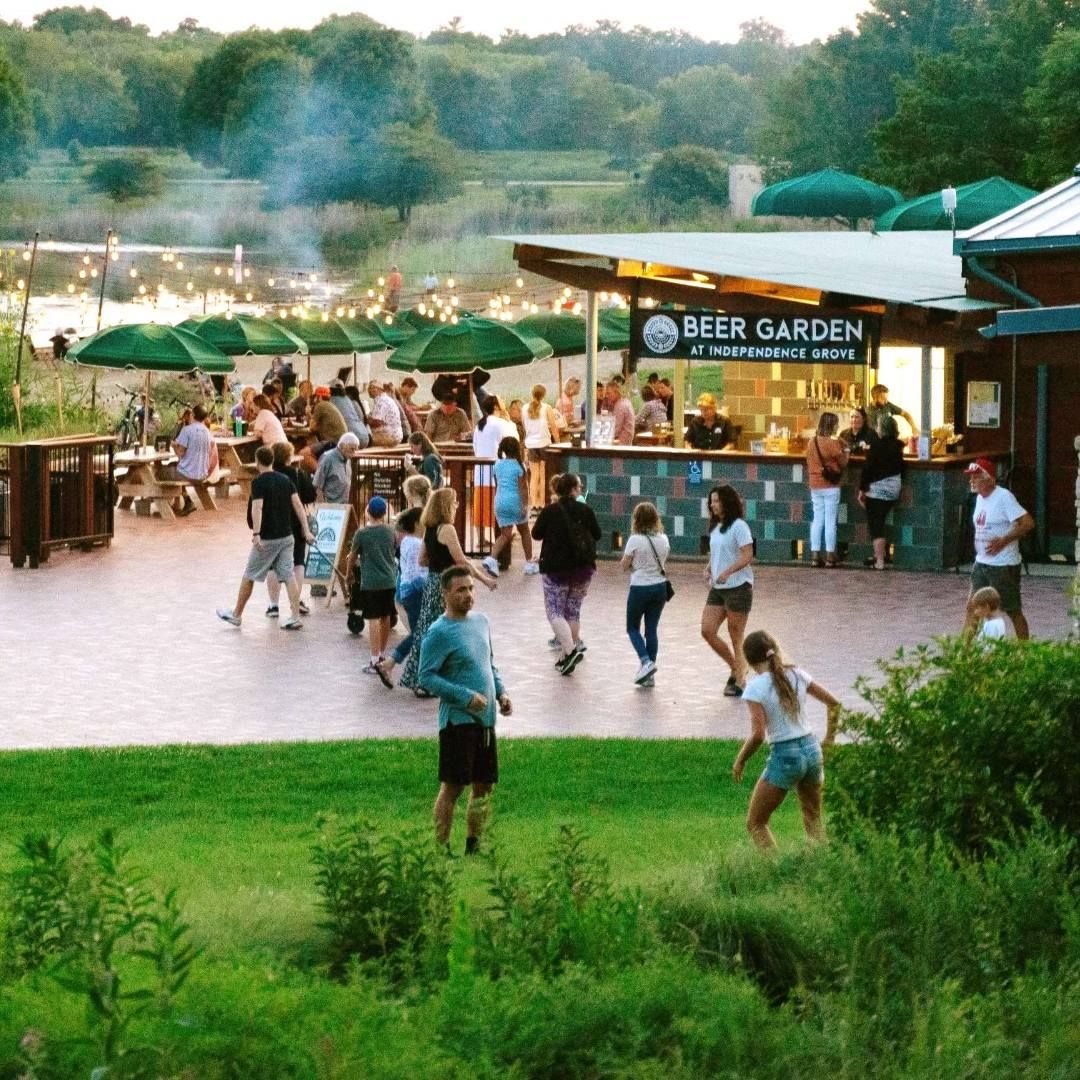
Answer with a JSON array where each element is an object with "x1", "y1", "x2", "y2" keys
[
  {"x1": 832, "y1": 638, "x2": 1080, "y2": 853},
  {"x1": 0, "y1": 724, "x2": 1077, "y2": 1076}
]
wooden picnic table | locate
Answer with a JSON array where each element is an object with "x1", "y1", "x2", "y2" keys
[
  {"x1": 213, "y1": 434, "x2": 260, "y2": 496},
  {"x1": 115, "y1": 449, "x2": 228, "y2": 520}
]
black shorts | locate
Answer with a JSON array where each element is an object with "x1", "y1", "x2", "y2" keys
[
  {"x1": 359, "y1": 588, "x2": 396, "y2": 620},
  {"x1": 706, "y1": 582, "x2": 753, "y2": 614},
  {"x1": 971, "y1": 562, "x2": 1022, "y2": 615},
  {"x1": 439, "y1": 723, "x2": 498, "y2": 786},
  {"x1": 292, "y1": 533, "x2": 306, "y2": 568}
]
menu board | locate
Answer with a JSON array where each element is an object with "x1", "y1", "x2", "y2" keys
[{"x1": 966, "y1": 381, "x2": 1001, "y2": 428}]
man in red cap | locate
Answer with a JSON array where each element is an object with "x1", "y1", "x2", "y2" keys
[{"x1": 966, "y1": 457, "x2": 1034, "y2": 639}]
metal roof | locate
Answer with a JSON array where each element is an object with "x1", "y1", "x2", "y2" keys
[
  {"x1": 955, "y1": 167, "x2": 1080, "y2": 254},
  {"x1": 501, "y1": 229, "x2": 993, "y2": 312}
]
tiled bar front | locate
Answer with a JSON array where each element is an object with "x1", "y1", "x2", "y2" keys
[{"x1": 545, "y1": 447, "x2": 999, "y2": 570}]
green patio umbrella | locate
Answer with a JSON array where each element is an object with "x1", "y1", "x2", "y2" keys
[
  {"x1": 176, "y1": 313, "x2": 306, "y2": 357},
  {"x1": 516, "y1": 311, "x2": 630, "y2": 357},
  {"x1": 272, "y1": 313, "x2": 386, "y2": 355},
  {"x1": 752, "y1": 168, "x2": 902, "y2": 228},
  {"x1": 386, "y1": 317, "x2": 553, "y2": 374},
  {"x1": 874, "y1": 176, "x2": 1037, "y2": 231},
  {"x1": 598, "y1": 307, "x2": 630, "y2": 349},
  {"x1": 67, "y1": 322, "x2": 235, "y2": 446}
]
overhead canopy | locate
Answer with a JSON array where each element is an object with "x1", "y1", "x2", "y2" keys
[
  {"x1": 176, "y1": 313, "x2": 305, "y2": 356},
  {"x1": 502, "y1": 230, "x2": 1000, "y2": 348},
  {"x1": 66, "y1": 323, "x2": 235, "y2": 373},
  {"x1": 386, "y1": 317, "x2": 553, "y2": 373},
  {"x1": 752, "y1": 168, "x2": 902, "y2": 225},
  {"x1": 876, "y1": 177, "x2": 1037, "y2": 232}
]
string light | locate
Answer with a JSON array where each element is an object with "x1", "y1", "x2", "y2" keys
[
  {"x1": 447, "y1": 277, "x2": 455, "y2": 289},
  {"x1": 515, "y1": 277, "x2": 523, "y2": 288},
  {"x1": 267, "y1": 277, "x2": 276, "y2": 287}
]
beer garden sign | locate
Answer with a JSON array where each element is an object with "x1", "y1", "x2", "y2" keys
[{"x1": 633, "y1": 308, "x2": 880, "y2": 363}]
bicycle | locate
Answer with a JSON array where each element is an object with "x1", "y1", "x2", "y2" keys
[{"x1": 113, "y1": 385, "x2": 141, "y2": 450}]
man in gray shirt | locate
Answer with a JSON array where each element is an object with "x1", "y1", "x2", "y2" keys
[{"x1": 314, "y1": 432, "x2": 361, "y2": 503}]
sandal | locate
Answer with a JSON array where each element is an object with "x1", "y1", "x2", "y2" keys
[{"x1": 374, "y1": 661, "x2": 394, "y2": 690}]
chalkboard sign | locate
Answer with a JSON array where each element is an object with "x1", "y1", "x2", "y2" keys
[{"x1": 304, "y1": 503, "x2": 352, "y2": 585}]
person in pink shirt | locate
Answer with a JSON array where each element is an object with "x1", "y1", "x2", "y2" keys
[
  {"x1": 251, "y1": 394, "x2": 288, "y2": 447},
  {"x1": 604, "y1": 380, "x2": 636, "y2": 445},
  {"x1": 557, "y1": 377, "x2": 581, "y2": 427}
]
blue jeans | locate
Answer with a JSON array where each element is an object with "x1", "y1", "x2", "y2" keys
[
  {"x1": 626, "y1": 583, "x2": 668, "y2": 662},
  {"x1": 390, "y1": 583, "x2": 425, "y2": 664},
  {"x1": 810, "y1": 487, "x2": 841, "y2": 554}
]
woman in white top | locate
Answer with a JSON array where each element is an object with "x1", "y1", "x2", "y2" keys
[
  {"x1": 251, "y1": 394, "x2": 287, "y2": 447},
  {"x1": 733, "y1": 630, "x2": 840, "y2": 850},
  {"x1": 522, "y1": 384, "x2": 562, "y2": 511},
  {"x1": 472, "y1": 396, "x2": 517, "y2": 546},
  {"x1": 619, "y1": 501, "x2": 671, "y2": 687},
  {"x1": 701, "y1": 484, "x2": 755, "y2": 698}
]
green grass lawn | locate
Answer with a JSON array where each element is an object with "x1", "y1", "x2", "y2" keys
[{"x1": 0, "y1": 738, "x2": 789, "y2": 960}]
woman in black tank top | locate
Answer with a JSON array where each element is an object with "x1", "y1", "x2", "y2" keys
[{"x1": 425, "y1": 525, "x2": 455, "y2": 574}]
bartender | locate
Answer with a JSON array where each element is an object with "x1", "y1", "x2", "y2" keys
[
  {"x1": 867, "y1": 384, "x2": 919, "y2": 438},
  {"x1": 685, "y1": 393, "x2": 734, "y2": 450},
  {"x1": 839, "y1": 406, "x2": 877, "y2": 453}
]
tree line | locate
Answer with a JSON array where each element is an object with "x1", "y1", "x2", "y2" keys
[{"x1": 0, "y1": 1, "x2": 1077, "y2": 211}]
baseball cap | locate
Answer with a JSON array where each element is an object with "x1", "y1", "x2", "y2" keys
[
  {"x1": 367, "y1": 496, "x2": 388, "y2": 517},
  {"x1": 329, "y1": 378, "x2": 345, "y2": 390},
  {"x1": 313, "y1": 385, "x2": 331, "y2": 399},
  {"x1": 696, "y1": 392, "x2": 717, "y2": 408},
  {"x1": 965, "y1": 457, "x2": 996, "y2": 478}
]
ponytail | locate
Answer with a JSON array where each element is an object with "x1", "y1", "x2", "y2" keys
[{"x1": 743, "y1": 630, "x2": 799, "y2": 718}]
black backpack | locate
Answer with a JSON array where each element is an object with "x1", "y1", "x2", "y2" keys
[{"x1": 559, "y1": 502, "x2": 595, "y2": 564}]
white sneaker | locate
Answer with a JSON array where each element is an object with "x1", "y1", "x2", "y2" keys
[
  {"x1": 216, "y1": 608, "x2": 241, "y2": 627},
  {"x1": 634, "y1": 660, "x2": 657, "y2": 685},
  {"x1": 481, "y1": 556, "x2": 500, "y2": 577},
  {"x1": 523, "y1": 561, "x2": 540, "y2": 575}
]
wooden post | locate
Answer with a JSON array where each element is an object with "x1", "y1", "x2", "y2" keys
[
  {"x1": 141, "y1": 370, "x2": 151, "y2": 447},
  {"x1": 13, "y1": 232, "x2": 39, "y2": 434},
  {"x1": 91, "y1": 228, "x2": 113, "y2": 415},
  {"x1": 673, "y1": 358, "x2": 687, "y2": 449}
]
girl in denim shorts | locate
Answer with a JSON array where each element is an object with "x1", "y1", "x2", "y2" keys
[{"x1": 732, "y1": 630, "x2": 840, "y2": 850}]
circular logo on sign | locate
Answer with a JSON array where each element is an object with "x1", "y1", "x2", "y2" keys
[{"x1": 642, "y1": 314, "x2": 679, "y2": 354}]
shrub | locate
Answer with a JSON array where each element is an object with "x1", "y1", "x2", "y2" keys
[
  {"x1": 311, "y1": 817, "x2": 453, "y2": 982},
  {"x1": 65, "y1": 138, "x2": 83, "y2": 165},
  {"x1": 831, "y1": 638, "x2": 1080, "y2": 852},
  {"x1": 86, "y1": 154, "x2": 164, "y2": 202},
  {"x1": 473, "y1": 825, "x2": 653, "y2": 979},
  {"x1": 0, "y1": 831, "x2": 200, "y2": 1077},
  {"x1": 644, "y1": 144, "x2": 729, "y2": 207}
]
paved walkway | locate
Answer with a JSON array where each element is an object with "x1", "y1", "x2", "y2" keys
[{"x1": 1, "y1": 500, "x2": 1071, "y2": 750}]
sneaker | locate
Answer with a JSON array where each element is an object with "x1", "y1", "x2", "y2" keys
[
  {"x1": 481, "y1": 555, "x2": 500, "y2": 577},
  {"x1": 176, "y1": 501, "x2": 197, "y2": 517},
  {"x1": 558, "y1": 647, "x2": 585, "y2": 676},
  {"x1": 464, "y1": 836, "x2": 480, "y2": 856},
  {"x1": 547, "y1": 636, "x2": 561, "y2": 650},
  {"x1": 281, "y1": 617, "x2": 303, "y2": 631},
  {"x1": 523, "y1": 561, "x2": 540, "y2": 575},
  {"x1": 216, "y1": 608, "x2": 241, "y2": 627},
  {"x1": 265, "y1": 605, "x2": 279, "y2": 617},
  {"x1": 723, "y1": 676, "x2": 742, "y2": 698},
  {"x1": 639, "y1": 675, "x2": 655, "y2": 688},
  {"x1": 634, "y1": 659, "x2": 658, "y2": 685},
  {"x1": 577, "y1": 640, "x2": 587, "y2": 652},
  {"x1": 298, "y1": 600, "x2": 310, "y2": 616},
  {"x1": 362, "y1": 659, "x2": 380, "y2": 674}
]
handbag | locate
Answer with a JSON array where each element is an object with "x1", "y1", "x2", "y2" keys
[
  {"x1": 815, "y1": 437, "x2": 844, "y2": 484},
  {"x1": 644, "y1": 534, "x2": 675, "y2": 601}
]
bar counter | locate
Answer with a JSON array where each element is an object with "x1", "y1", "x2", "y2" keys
[{"x1": 543, "y1": 444, "x2": 1006, "y2": 570}]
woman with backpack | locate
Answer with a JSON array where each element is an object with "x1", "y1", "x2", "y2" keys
[{"x1": 531, "y1": 472, "x2": 601, "y2": 676}]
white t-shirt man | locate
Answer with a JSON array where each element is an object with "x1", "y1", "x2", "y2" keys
[
  {"x1": 973, "y1": 485, "x2": 1027, "y2": 567},
  {"x1": 368, "y1": 391, "x2": 403, "y2": 444},
  {"x1": 623, "y1": 531, "x2": 671, "y2": 586},
  {"x1": 709, "y1": 519, "x2": 754, "y2": 588}
]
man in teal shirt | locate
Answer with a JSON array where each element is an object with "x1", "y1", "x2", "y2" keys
[{"x1": 419, "y1": 566, "x2": 512, "y2": 855}]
